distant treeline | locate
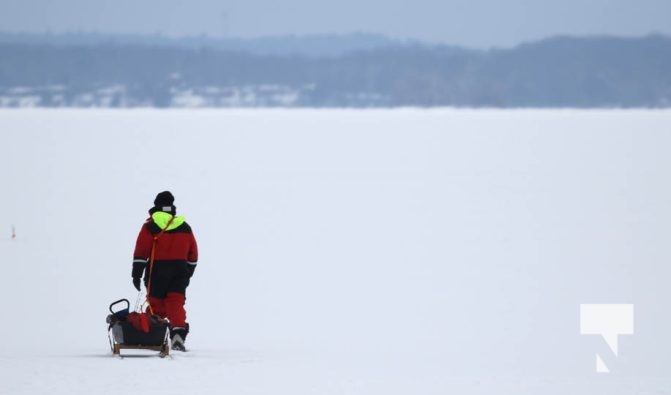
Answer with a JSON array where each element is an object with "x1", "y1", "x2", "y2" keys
[{"x1": 0, "y1": 33, "x2": 669, "y2": 107}]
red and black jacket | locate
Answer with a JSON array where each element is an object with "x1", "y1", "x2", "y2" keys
[{"x1": 132, "y1": 211, "x2": 198, "y2": 281}]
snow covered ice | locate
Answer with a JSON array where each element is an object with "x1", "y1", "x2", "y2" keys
[{"x1": 1, "y1": 108, "x2": 671, "y2": 394}]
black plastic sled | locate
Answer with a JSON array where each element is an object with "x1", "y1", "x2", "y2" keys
[{"x1": 107, "y1": 299, "x2": 170, "y2": 357}]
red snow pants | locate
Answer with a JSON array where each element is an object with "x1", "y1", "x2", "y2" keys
[
  {"x1": 148, "y1": 293, "x2": 186, "y2": 327},
  {"x1": 147, "y1": 261, "x2": 189, "y2": 327}
]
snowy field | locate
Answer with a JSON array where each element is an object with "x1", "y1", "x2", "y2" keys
[{"x1": 1, "y1": 108, "x2": 671, "y2": 394}]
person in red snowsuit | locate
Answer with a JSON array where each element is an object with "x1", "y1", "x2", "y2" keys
[{"x1": 132, "y1": 191, "x2": 198, "y2": 351}]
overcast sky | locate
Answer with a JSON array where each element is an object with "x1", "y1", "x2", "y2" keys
[{"x1": 1, "y1": 0, "x2": 670, "y2": 48}]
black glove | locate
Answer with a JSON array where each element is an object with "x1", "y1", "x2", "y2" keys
[
  {"x1": 185, "y1": 264, "x2": 196, "y2": 288},
  {"x1": 132, "y1": 260, "x2": 147, "y2": 291},
  {"x1": 132, "y1": 260, "x2": 147, "y2": 278}
]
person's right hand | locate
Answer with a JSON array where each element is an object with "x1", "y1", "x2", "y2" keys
[{"x1": 133, "y1": 277, "x2": 141, "y2": 291}]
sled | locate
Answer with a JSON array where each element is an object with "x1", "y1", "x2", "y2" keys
[{"x1": 107, "y1": 299, "x2": 170, "y2": 358}]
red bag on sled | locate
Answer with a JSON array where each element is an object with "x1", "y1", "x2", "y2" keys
[{"x1": 127, "y1": 312, "x2": 151, "y2": 333}]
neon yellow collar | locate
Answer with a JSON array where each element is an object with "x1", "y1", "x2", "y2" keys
[{"x1": 151, "y1": 211, "x2": 185, "y2": 230}]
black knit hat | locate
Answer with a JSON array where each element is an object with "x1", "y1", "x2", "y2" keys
[
  {"x1": 150, "y1": 191, "x2": 176, "y2": 215},
  {"x1": 154, "y1": 191, "x2": 174, "y2": 206}
]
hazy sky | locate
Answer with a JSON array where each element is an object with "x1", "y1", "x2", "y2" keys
[{"x1": 1, "y1": 0, "x2": 670, "y2": 48}]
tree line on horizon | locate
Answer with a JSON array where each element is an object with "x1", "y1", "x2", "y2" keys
[{"x1": 0, "y1": 33, "x2": 669, "y2": 108}]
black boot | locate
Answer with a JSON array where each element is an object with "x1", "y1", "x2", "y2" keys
[{"x1": 170, "y1": 326, "x2": 188, "y2": 351}]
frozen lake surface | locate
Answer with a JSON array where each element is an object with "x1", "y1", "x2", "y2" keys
[{"x1": 1, "y1": 109, "x2": 670, "y2": 394}]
